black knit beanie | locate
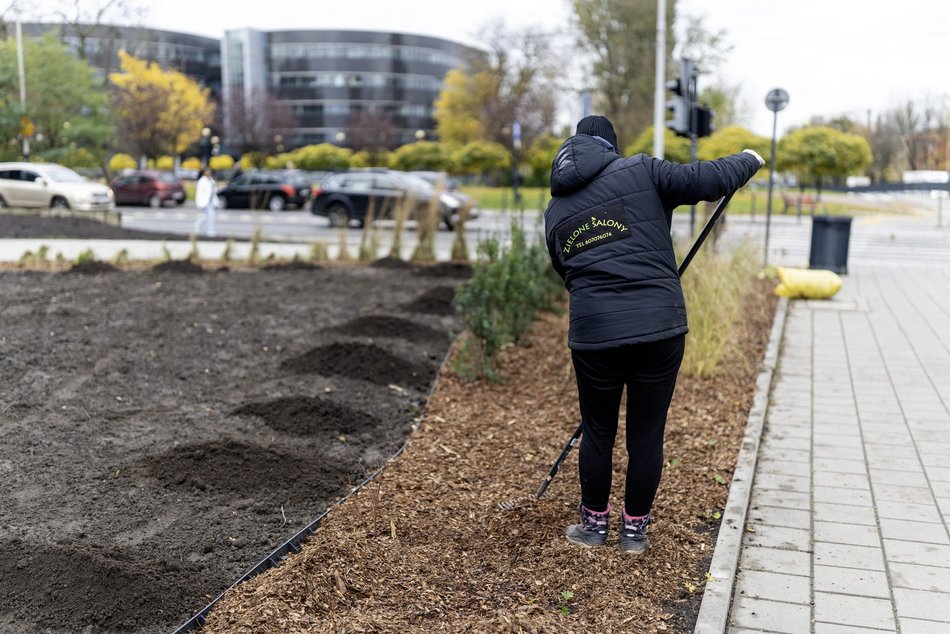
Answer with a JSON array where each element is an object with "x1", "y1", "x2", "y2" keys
[{"x1": 576, "y1": 115, "x2": 618, "y2": 151}]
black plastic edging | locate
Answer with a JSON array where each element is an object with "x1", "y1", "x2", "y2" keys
[{"x1": 171, "y1": 332, "x2": 459, "y2": 634}]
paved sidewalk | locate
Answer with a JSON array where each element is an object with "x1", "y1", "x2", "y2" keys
[{"x1": 728, "y1": 265, "x2": 950, "y2": 633}]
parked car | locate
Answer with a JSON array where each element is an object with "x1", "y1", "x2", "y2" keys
[
  {"x1": 0, "y1": 162, "x2": 114, "y2": 210},
  {"x1": 215, "y1": 170, "x2": 313, "y2": 211},
  {"x1": 410, "y1": 170, "x2": 479, "y2": 225},
  {"x1": 311, "y1": 169, "x2": 464, "y2": 230},
  {"x1": 110, "y1": 170, "x2": 186, "y2": 207}
]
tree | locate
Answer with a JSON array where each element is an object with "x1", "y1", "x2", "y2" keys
[
  {"x1": 778, "y1": 126, "x2": 872, "y2": 193},
  {"x1": 434, "y1": 21, "x2": 558, "y2": 153},
  {"x1": 344, "y1": 109, "x2": 398, "y2": 159},
  {"x1": 625, "y1": 127, "x2": 691, "y2": 164},
  {"x1": 110, "y1": 50, "x2": 215, "y2": 159},
  {"x1": 525, "y1": 134, "x2": 563, "y2": 187},
  {"x1": 224, "y1": 86, "x2": 297, "y2": 155},
  {"x1": 0, "y1": 33, "x2": 113, "y2": 164},
  {"x1": 572, "y1": 0, "x2": 676, "y2": 147},
  {"x1": 44, "y1": 0, "x2": 145, "y2": 61},
  {"x1": 433, "y1": 69, "x2": 488, "y2": 145},
  {"x1": 698, "y1": 125, "x2": 769, "y2": 163}
]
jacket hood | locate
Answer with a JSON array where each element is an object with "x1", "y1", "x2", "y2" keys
[{"x1": 550, "y1": 135, "x2": 620, "y2": 197}]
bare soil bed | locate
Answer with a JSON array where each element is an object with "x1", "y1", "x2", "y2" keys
[
  {"x1": 203, "y1": 279, "x2": 778, "y2": 632},
  {"x1": 0, "y1": 212, "x2": 222, "y2": 242},
  {"x1": 0, "y1": 259, "x2": 468, "y2": 633}
]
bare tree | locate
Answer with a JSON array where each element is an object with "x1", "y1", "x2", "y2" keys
[
  {"x1": 345, "y1": 109, "x2": 398, "y2": 153},
  {"x1": 572, "y1": 0, "x2": 676, "y2": 147},
  {"x1": 224, "y1": 86, "x2": 298, "y2": 155},
  {"x1": 470, "y1": 20, "x2": 559, "y2": 151}
]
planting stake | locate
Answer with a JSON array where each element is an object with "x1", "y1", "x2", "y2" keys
[{"x1": 498, "y1": 189, "x2": 738, "y2": 512}]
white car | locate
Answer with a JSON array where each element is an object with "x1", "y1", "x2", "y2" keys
[{"x1": 0, "y1": 162, "x2": 115, "y2": 211}]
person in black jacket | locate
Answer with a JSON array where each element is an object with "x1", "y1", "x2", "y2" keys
[{"x1": 545, "y1": 115, "x2": 763, "y2": 553}]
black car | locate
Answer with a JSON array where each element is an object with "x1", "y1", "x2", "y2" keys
[
  {"x1": 411, "y1": 170, "x2": 479, "y2": 223},
  {"x1": 215, "y1": 170, "x2": 313, "y2": 211},
  {"x1": 311, "y1": 170, "x2": 462, "y2": 229}
]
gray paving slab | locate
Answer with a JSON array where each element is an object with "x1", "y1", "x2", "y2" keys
[{"x1": 708, "y1": 262, "x2": 950, "y2": 633}]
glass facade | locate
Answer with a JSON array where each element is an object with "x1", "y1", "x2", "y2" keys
[
  {"x1": 21, "y1": 23, "x2": 482, "y2": 152},
  {"x1": 22, "y1": 22, "x2": 222, "y2": 96},
  {"x1": 224, "y1": 29, "x2": 482, "y2": 149}
]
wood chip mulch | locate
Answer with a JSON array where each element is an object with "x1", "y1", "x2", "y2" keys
[{"x1": 203, "y1": 279, "x2": 778, "y2": 633}]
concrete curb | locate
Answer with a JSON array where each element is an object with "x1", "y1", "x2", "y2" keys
[{"x1": 693, "y1": 296, "x2": 789, "y2": 634}]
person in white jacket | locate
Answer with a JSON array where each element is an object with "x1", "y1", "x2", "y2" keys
[{"x1": 194, "y1": 168, "x2": 217, "y2": 237}]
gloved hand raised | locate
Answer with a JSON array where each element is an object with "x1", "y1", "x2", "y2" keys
[{"x1": 743, "y1": 149, "x2": 766, "y2": 167}]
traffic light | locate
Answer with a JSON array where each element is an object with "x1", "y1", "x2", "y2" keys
[
  {"x1": 694, "y1": 105, "x2": 713, "y2": 138},
  {"x1": 665, "y1": 58, "x2": 694, "y2": 137}
]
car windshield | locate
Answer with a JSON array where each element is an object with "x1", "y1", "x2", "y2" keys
[
  {"x1": 158, "y1": 173, "x2": 179, "y2": 184},
  {"x1": 44, "y1": 166, "x2": 85, "y2": 183}
]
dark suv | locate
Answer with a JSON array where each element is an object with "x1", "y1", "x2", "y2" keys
[
  {"x1": 215, "y1": 170, "x2": 313, "y2": 211},
  {"x1": 110, "y1": 170, "x2": 186, "y2": 207},
  {"x1": 311, "y1": 170, "x2": 462, "y2": 229}
]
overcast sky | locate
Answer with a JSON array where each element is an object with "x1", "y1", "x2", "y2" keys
[{"x1": 75, "y1": 0, "x2": 950, "y2": 138}]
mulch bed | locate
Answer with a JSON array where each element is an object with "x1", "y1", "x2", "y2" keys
[{"x1": 203, "y1": 278, "x2": 778, "y2": 633}]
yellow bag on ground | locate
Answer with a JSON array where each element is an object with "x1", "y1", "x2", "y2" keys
[{"x1": 774, "y1": 267, "x2": 843, "y2": 299}]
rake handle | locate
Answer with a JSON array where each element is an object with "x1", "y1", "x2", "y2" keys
[
  {"x1": 677, "y1": 190, "x2": 736, "y2": 277},
  {"x1": 534, "y1": 422, "x2": 583, "y2": 499}
]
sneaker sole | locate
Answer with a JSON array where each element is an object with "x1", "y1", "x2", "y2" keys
[{"x1": 565, "y1": 534, "x2": 608, "y2": 548}]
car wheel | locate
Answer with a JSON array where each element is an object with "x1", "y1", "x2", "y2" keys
[
  {"x1": 326, "y1": 203, "x2": 348, "y2": 227},
  {"x1": 0, "y1": 195, "x2": 7, "y2": 208},
  {"x1": 216, "y1": 194, "x2": 228, "y2": 209},
  {"x1": 441, "y1": 215, "x2": 455, "y2": 231},
  {"x1": 148, "y1": 194, "x2": 163, "y2": 208},
  {"x1": 268, "y1": 195, "x2": 286, "y2": 212},
  {"x1": 51, "y1": 196, "x2": 70, "y2": 209}
]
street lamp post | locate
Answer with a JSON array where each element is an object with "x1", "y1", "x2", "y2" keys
[
  {"x1": 200, "y1": 127, "x2": 212, "y2": 167},
  {"x1": 415, "y1": 129, "x2": 426, "y2": 142},
  {"x1": 764, "y1": 88, "x2": 789, "y2": 266}
]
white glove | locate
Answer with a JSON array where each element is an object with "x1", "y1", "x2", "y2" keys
[{"x1": 743, "y1": 149, "x2": 765, "y2": 167}]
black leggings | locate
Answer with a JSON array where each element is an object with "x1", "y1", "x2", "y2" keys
[{"x1": 571, "y1": 334, "x2": 685, "y2": 516}]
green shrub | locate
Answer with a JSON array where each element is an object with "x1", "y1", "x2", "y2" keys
[
  {"x1": 109, "y1": 153, "x2": 136, "y2": 171},
  {"x1": 76, "y1": 248, "x2": 95, "y2": 264},
  {"x1": 210, "y1": 154, "x2": 234, "y2": 171},
  {"x1": 453, "y1": 217, "x2": 564, "y2": 381}
]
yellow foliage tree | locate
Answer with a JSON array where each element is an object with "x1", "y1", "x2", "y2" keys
[
  {"x1": 434, "y1": 69, "x2": 487, "y2": 145},
  {"x1": 110, "y1": 51, "x2": 215, "y2": 159}
]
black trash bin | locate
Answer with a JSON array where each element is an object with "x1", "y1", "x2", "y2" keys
[{"x1": 809, "y1": 215, "x2": 852, "y2": 274}]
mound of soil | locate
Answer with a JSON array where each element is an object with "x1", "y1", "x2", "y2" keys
[
  {"x1": 150, "y1": 259, "x2": 205, "y2": 274},
  {"x1": 282, "y1": 341, "x2": 436, "y2": 392},
  {"x1": 412, "y1": 261, "x2": 473, "y2": 279},
  {"x1": 62, "y1": 260, "x2": 119, "y2": 275},
  {"x1": 262, "y1": 261, "x2": 322, "y2": 271},
  {"x1": 329, "y1": 315, "x2": 449, "y2": 344},
  {"x1": 232, "y1": 396, "x2": 381, "y2": 436},
  {"x1": 370, "y1": 256, "x2": 414, "y2": 270},
  {"x1": 139, "y1": 440, "x2": 357, "y2": 504},
  {"x1": 401, "y1": 285, "x2": 457, "y2": 315},
  {"x1": 0, "y1": 539, "x2": 209, "y2": 632}
]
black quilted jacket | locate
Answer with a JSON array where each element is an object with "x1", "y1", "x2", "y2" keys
[{"x1": 544, "y1": 135, "x2": 761, "y2": 350}]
